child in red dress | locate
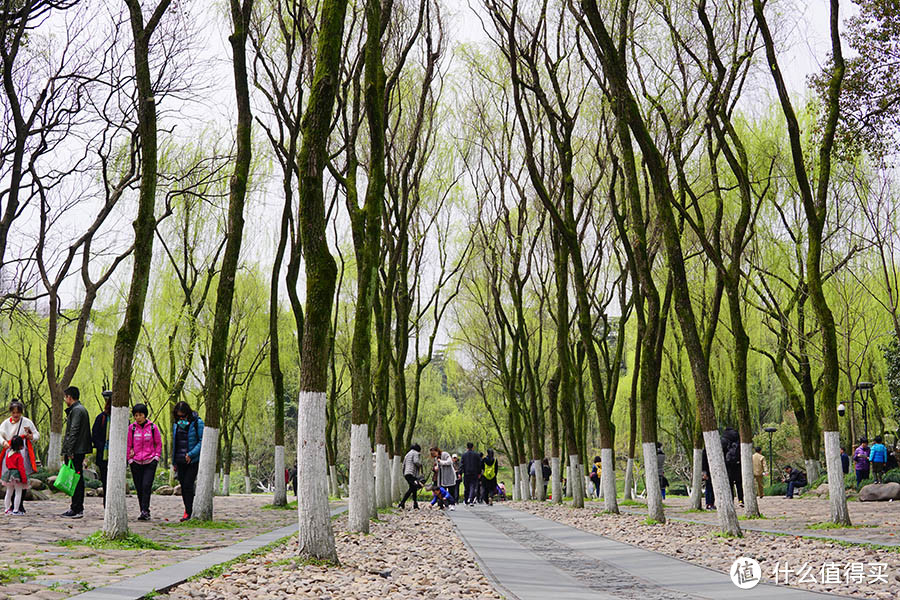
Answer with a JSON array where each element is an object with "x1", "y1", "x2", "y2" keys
[{"x1": 2, "y1": 436, "x2": 28, "y2": 515}]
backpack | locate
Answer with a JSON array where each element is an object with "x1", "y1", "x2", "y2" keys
[
  {"x1": 483, "y1": 460, "x2": 496, "y2": 479},
  {"x1": 795, "y1": 471, "x2": 808, "y2": 487},
  {"x1": 725, "y1": 441, "x2": 740, "y2": 464}
]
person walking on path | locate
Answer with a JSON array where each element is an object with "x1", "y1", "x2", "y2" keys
[
  {"x1": 438, "y1": 451, "x2": 457, "y2": 510},
  {"x1": 722, "y1": 427, "x2": 743, "y2": 506},
  {"x1": 1, "y1": 400, "x2": 40, "y2": 513},
  {"x1": 399, "y1": 444, "x2": 422, "y2": 509},
  {"x1": 656, "y1": 443, "x2": 667, "y2": 500},
  {"x1": 461, "y1": 442, "x2": 482, "y2": 506},
  {"x1": 61, "y1": 386, "x2": 91, "y2": 518},
  {"x1": 869, "y1": 436, "x2": 888, "y2": 484},
  {"x1": 481, "y1": 449, "x2": 498, "y2": 505},
  {"x1": 541, "y1": 458, "x2": 551, "y2": 499},
  {"x1": 127, "y1": 403, "x2": 162, "y2": 521},
  {"x1": 853, "y1": 438, "x2": 870, "y2": 489},
  {"x1": 2, "y1": 436, "x2": 28, "y2": 514},
  {"x1": 840, "y1": 447, "x2": 850, "y2": 475},
  {"x1": 752, "y1": 446, "x2": 767, "y2": 498},
  {"x1": 172, "y1": 401, "x2": 204, "y2": 521},
  {"x1": 91, "y1": 393, "x2": 112, "y2": 505},
  {"x1": 590, "y1": 456, "x2": 601, "y2": 499},
  {"x1": 451, "y1": 454, "x2": 462, "y2": 504}
]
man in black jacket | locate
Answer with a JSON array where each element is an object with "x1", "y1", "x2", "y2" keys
[
  {"x1": 461, "y1": 442, "x2": 482, "y2": 506},
  {"x1": 61, "y1": 386, "x2": 92, "y2": 518}
]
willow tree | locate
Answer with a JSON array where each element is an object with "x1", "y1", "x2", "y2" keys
[
  {"x1": 577, "y1": 0, "x2": 740, "y2": 536},
  {"x1": 294, "y1": 0, "x2": 349, "y2": 561},
  {"x1": 193, "y1": 0, "x2": 254, "y2": 521},
  {"x1": 753, "y1": 0, "x2": 849, "y2": 525},
  {"x1": 105, "y1": 0, "x2": 174, "y2": 539}
]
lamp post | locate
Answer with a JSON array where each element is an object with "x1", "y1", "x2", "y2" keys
[
  {"x1": 764, "y1": 427, "x2": 777, "y2": 487},
  {"x1": 839, "y1": 381, "x2": 873, "y2": 443}
]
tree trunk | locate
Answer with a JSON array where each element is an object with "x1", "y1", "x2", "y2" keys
[
  {"x1": 274, "y1": 445, "x2": 286, "y2": 504},
  {"x1": 690, "y1": 447, "x2": 704, "y2": 510},
  {"x1": 623, "y1": 458, "x2": 635, "y2": 501},
  {"x1": 106, "y1": 0, "x2": 173, "y2": 539},
  {"x1": 569, "y1": 455, "x2": 584, "y2": 508}
]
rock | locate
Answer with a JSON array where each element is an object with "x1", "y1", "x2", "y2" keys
[
  {"x1": 814, "y1": 483, "x2": 829, "y2": 496},
  {"x1": 156, "y1": 485, "x2": 175, "y2": 495},
  {"x1": 859, "y1": 482, "x2": 900, "y2": 502},
  {"x1": 83, "y1": 468, "x2": 99, "y2": 481},
  {"x1": 174, "y1": 484, "x2": 182, "y2": 496},
  {"x1": 86, "y1": 488, "x2": 97, "y2": 497},
  {"x1": 24, "y1": 488, "x2": 49, "y2": 500},
  {"x1": 48, "y1": 475, "x2": 57, "y2": 486},
  {"x1": 29, "y1": 478, "x2": 45, "y2": 490}
]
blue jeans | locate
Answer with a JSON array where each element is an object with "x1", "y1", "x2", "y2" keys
[{"x1": 786, "y1": 481, "x2": 797, "y2": 498}]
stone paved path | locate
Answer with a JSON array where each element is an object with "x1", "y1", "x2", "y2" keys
[
  {"x1": 450, "y1": 503, "x2": 846, "y2": 600},
  {"x1": 0, "y1": 493, "x2": 301, "y2": 599},
  {"x1": 614, "y1": 496, "x2": 900, "y2": 546}
]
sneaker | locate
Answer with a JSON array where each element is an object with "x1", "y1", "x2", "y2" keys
[
  {"x1": 12, "y1": 510, "x2": 25, "y2": 516},
  {"x1": 180, "y1": 512, "x2": 190, "y2": 522},
  {"x1": 4, "y1": 509, "x2": 10, "y2": 515},
  {"x1": 450, "y1": 505, "x2": 456, "y2": 511},
  {"x1": 137, "y1": 512, "x2": 149, "y2": 521},
  {"x1": 61, "y1": 510, "x2": 83, "y2": 518}
]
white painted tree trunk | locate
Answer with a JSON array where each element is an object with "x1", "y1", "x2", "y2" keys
[
  {"x1": 348, "y1": 424, "x2": 371, "y2": 533},
  {"x1": 193, "y1": 426, "x2": 219, "y2": 520},
  {"x1": 805, "y1": 458, "x2": 821, "y2": 484},
  {"x1": 329, "y1": 465, "x2": 339, "y2": 499},
  {"x1": 824, "y1": 431, "x2": 850, "y2": 525},
  {"x1": 244, "y1": 475, "x2": 251, "y2": 495},
  {"x1": 511, "y1": 465, "x2": 519, "y2": 501},
  {"x1": 103, "y1": 406, "x2": 130, "y2": 537},
  {"x1": 601, "y1": 448, "x2": 618, "y2": 513},
  {"x1": 689, "y1": 448, "x2": 703, "y2": 510},
  {"x1": 623, "y1": 457, "x2": 635, "y2": 501},
  {"x1": 642, "y1": 443, "x2": 664, "y2": 522},
  {"x1": 519, "y1": 463, "x2": 529, "y2": 500},
  {"x1": 375, "y1": 444, "x2": 390, "y2": 508},
  {"x1": 273, "y1": 445, "x2": 287, "y2": 506},
  {"x1": 569, "y1": 455, "x2": 584, "y2": 508},
  {"x1": 551, "y1": 456, "x2": 562, "y2": 503},
  {"x1": 565, "y1": 464, "x2": 572, "y2": 497},
  {"x1": 296, "y1": 391, "x2": 336, "y2": 560},
  {"x1": 391, "y1": 455, "x2": 403, "y2": 502},
  {"x1": 534, "y1": 458, "x2": 545, "y2": 501},
  {"x1": 740, "y1": 442, "x2": 759, "y2": 516},
  {"x1": 221, "y1": 472, "x2": 230, "y2": 496},
  {"x1": 47, "y1": 431, "x2": 62, "y2": 471},
  {"x1": 367, "y1": 454, "x2": 376, "y2": 518},
  {"x1": 703, "y1": 430, "x2": 741, "y2": 536}
]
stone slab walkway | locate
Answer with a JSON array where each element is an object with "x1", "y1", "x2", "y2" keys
[
  {"x1": 67, "y1": 504, "x2": 348, "y2": 600},
  {"x1": 450, "y1": 504, "x2": 847, "y2": 600}
]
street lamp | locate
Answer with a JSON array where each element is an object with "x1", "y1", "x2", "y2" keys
[
  {"x1": 838, "y1": 381, "x2": 873, "y2": 443},
  {"x1": 764, "y1": 427, "x2": 777, "y2": 487}
]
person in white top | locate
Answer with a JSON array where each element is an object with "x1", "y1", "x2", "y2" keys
[{"x1": 1, "y1": 399, "x2": 41, "y2": 512}]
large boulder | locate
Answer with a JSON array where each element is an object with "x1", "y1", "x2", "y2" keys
[
  {"x1": 174, "y1": 484, "x2": 182, "y2": 496},
  {"x1": 859, "y1": 482, "x2": 900, "y2": 502},
  {"x1": 83, "y1": 468, "x2": 98, "y2": 481},
  {"x1": 155, "y1": 485, "x2": 175, "y2": 496}
]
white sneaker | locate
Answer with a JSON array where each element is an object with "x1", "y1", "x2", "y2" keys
[{"x1": 450, "y1": 505, "x2": 456, "y2": 511}]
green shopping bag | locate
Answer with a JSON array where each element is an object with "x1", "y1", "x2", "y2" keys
[{"x1": 54, "y1": 460, "x2": 80, "y2": 496}]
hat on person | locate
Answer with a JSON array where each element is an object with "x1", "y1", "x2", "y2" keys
[{"x1": 452, "y1": 453, "x2": 458, "y2": 459}]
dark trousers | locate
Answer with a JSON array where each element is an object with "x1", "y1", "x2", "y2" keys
[
  {"x1": 726, "y1": 463, "x2": 743, "y2": 502},
  {"x1": 450, "y1": 483, "x2": 460, "y2": 503},
  {"x1": 786, "y1": 480, "x2": 797, "y2": 498},
  {"x1": 872, "y1": 462, "x2": 886, "y2": 483},
  {"x1": 70, "y1": 453, "x2": 86, "y2": 513},
  {"x1": 399, "y1": 474, "x2": 419, "y2": 508},
  {"x1": 97, "y1": 459, "x2": 108, "y2": 507},
  {"x1": 175, "y1": 460, "x2": 199, "y2": 517},
  {"x1": 483, "y1": 478, "x2": 497, "y2": 504},
  {"x1": 704, "y1": 475, "x2": 715, "y2": 508},
  {"x1": 464, "y1": 474, "x2": 479, "y2": 504},
  {"x1": 856, "y1": 468, "x2": 870, "y2": 488},
  {"x1": 130, "y1": 460, "x2": 158, "y2": 514}
]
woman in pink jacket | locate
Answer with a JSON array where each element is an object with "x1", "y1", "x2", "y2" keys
[{"x1": 127, "y1": 403, "x2": 162, "y2": 521}]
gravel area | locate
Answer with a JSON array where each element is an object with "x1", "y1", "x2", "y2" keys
[
  {"x1": 164, "y1": 508, "x2": 503, "y2": 600},
  {"x1": 512, "y1": 501, "x2": 900, "y2": 599}
]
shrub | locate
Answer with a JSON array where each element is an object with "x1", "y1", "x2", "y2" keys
[{"x1": 765, "y1": 482, "x2": 787, "y2": 496}]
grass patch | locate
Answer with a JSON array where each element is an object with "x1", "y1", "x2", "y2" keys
[
  {"x1": 262, "y1": 500, "x2": 298, "y2": 511},
  {"x1": 642, "y1": 518, "x2": 662, "y2": 525},
  {"x1": 682, "y1": 508, "x2": 708, "y2": 514},
  {"x1": 803, "y1": 536, "x2": 900, "y2": 553},
  {"x1": 711, "y1": 530, "x2": 742, "y2": 539},
  {"x1": 0, "y1": 566, "x2": 39, "y2": 584},
  {"x1": 739, "y1": 514, "x2": 767, "y2": 520},
  {"x1": 619, "y1": 499, "x2": 644, "y2": 507},
  {"x1": 57, "y1": 531, "x2": 172, "y2": 551},
  {"x1": 164, "y1": 519, "x2": 240, "y2": 530},
  {"x1": 806, "y1": 521, "x2": 875, "y2": 530}
]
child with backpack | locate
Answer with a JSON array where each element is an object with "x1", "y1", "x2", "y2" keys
[
  {"x1": 2, "y1": 436, "x2": 28, "y2": 515},
  {"x1": 127, "y1": 404, "x2": 162, "y2": 521}
]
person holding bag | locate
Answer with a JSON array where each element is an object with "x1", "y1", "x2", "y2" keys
[
  {"x1": 127, "y1": 404, "x2": 162, "y2": 521},
  {"x1": 61, "y1": 386, "x2": 91, "y2": 519}
]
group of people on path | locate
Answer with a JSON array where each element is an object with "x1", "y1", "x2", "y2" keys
[
  {"x1": 399, "y1": 442, "x2": 502, "y2": 510},
  {"x1": 851, "y1": 436, "x2": 895, "y2": 487},
  {"x1": 1, "y1": 389, "x2": 204, "y2": 523}
]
